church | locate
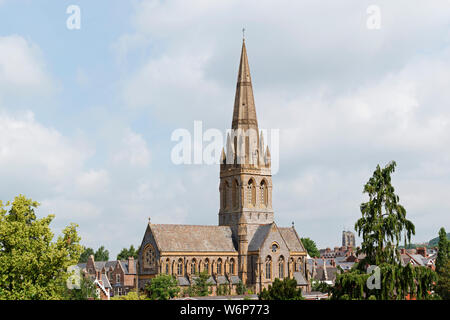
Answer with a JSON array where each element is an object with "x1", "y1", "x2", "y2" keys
[{"x1": 137, "y1": 40, "x2": 309, "y2": 295}]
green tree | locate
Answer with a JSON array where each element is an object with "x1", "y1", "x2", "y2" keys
[
  {"x1": 64, "y1": 274, "x2": 98, "y2": 300},
  {"x1": 434, "y1": 260, "x2": 450, "y2": 300},
  {"x1": 259, "y1": 278, "x2": 304, "y2": 300},
  {"x1": 301, "y1": 237, "x2": 320, "y2": 258},
  {"x1": 117, "y1": 245, "x2": 138, "y2": 260},
  {"x1": 436, "y1": 227, "x2": 449, "y2": 274},
  {"x1": 0, "y1": 195, "x2": 83, "y2": 300},
  {"x1": 94, "y1": 246, "x2": 109, "y2": 261},
  {"x1": 111, "y1": 291, "x2": 149, "y2": 300},
  {"x1": 330, "y1": 162, "x2": 437, "y2": 300},
  {"x1": 236, "y1": 280, "x2": 247, "y2": 295},
  {"x1": 355, "y1": 161, "x2": 415, "y2": 266},
  {"x1": 145, "y1": 274, "x2": 180, "y2": 300},
  {"x1": 191, "y1": 271, "x2": 212, "y2": 296},
  {"x1": 79, "y1": 247, "x2": 94, "y2": 263}
]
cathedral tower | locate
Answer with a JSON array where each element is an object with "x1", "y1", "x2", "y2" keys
[{"x1": 219, "y1": 40, "x2": 274, "y2": 241}]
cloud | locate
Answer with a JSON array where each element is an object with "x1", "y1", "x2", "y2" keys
[
  {"x1": 111, "y1": 129, "x2": 151, "y2": 167},
  {"x1": 0, "y1": 35, "x2": 54, "y2": 101}
]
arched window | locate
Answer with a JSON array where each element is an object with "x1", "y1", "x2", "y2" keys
[
  {"x1": 279, "y1": 256, "x2": 285, "y2": 279},
  {"x1": 232, "y1": 180, "x2": 239, "y2": 209},
  {"x1": 247, "y1": 179, "x2": 256, "y2": 207},
  {"x1": 177, "y1": 258, "x2": 183, "y2": 276},
  {"x1": 296, "y1": 258, "x2": 302, "y2": 272},
  {"x1": 260, "y1": 180, "x2": 268, "y2": 207},
  {"x1": 223, "y1": 181, "x2": 229, "y2": 209},
  {"x1": 165, "y1": 259, "x2": 170, "y2": 274},
  {"x1": 143, "y1": 244, "x2": 156, "y2": 269},
  {"x1": 191, "y1": 259, "x2": 197, "y2": 275},
  {"x1": 265, "y1": 256, "x2": 272, "y2": 280},
  {"x1": 217, "y1": 258, "x2": 223, "y2": 275},
  {"x1": 230, "y1": 258, "x2": 235, "y2": 275},
  {"x1": 204, "y1": 259, "x2": 210, "y2": 274},
  {"x1": 271, "y1": 243, "x2": 279, "y2": 253}
]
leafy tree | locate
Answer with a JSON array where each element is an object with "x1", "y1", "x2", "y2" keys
[
  {"x1": 436, "y1": 227, "x2": 449, "y2": 274},
  {"x1": 117, "y1": 245, "x2": 138, "y2": 260},
  {"x1": 79, "y1": 247, "x2": 94, "y2": 263},
  {"x1": 64, "y1": 274, "x2": 98, "y2": 300},
  {"x1": 236, "y1": 280, "x2": 247, "y2": 295},
  {"x1": 217, "y1": 284, "x2": 230, "y2": 296},
  {"x1": 259, "y1": 278, "x2": 304, "y2": 300},
  {"x1": 94, "y1": 246, "x2": 109, "y2": 261},
  {"x1": 311, "y1": 279, "x2": 331, "y2": 293},
  {"x1": 145, "y1": 274, "x2": 180, "y2": 300},
  {"x1": 0, "y1": 195, "x2": 83, "y2": 300},
  {"x1": 434, "y1": 260, "x2": 450, "y2": 300},
  {"x1": 301, "y1": 237, "x2": 320, "y2": 258},
  {"x1": 191, "y1": 271, "x2": 212, "y2": 296},
  {"x1": 330, "y1": 162, "x2": 437, "y2": 300},
  {"x1": 111, "y1": 291, "x2": 149, "y2": 300},
  {"x1": 355, "y1": 161, "x2": 415, "y2": 266}
]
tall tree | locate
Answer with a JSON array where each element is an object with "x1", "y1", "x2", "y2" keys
[
  {"x1": 355, "y1": 161, "x2": 415, "y2": 266},
  {"x1": 79, "y1": 247, "x2": 94, "y2": 263},
  {"x1": 301, "y1": 237, "x2": 320, "y2": 258},
  {"x1": 0, "y1": 195, "x2": 83, "y2": 300},
  {"x1": 117, "y1": 245, "x2": 138, "y2": 260},
  {"x1": 94, "y1": 246, "x2": 109, "y2": 261},
  {"x1": 435, "y1": 227, "x2": 449, "y2": 273},
  {"x1": 331, "y1": 162, "x2": 437, "y2": 300}
]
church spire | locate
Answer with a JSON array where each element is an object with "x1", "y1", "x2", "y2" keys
[{"x1": 232, "y1": 39, "x2": 258, "y2": 131}]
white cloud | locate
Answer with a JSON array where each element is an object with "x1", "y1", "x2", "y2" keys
[
  {"x1": 0, "y1": 35, "x2": 54, "y2": 100},
  {"x1": 112, "y1": 129, "x2": 151, "y2": 167}
]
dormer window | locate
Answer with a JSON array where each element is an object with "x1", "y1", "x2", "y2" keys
[{"x1": 271, "y1": 243, "x2": 279, "y2": 253}]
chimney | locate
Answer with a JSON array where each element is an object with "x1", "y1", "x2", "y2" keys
[
  {"x1": 400, "y1": 248, "x2": 406, "y2": 255},
  {"x1": 330, "y1": 259, "x2": 336, "y2": 267},
  {"x1": 417, "y1": 247, "x2": 427, "y2": 257},
  {"x1": 128, "y1": 257, "x2": 136, "y2": 274}
]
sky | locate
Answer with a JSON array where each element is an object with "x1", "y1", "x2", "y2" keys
[{"x1": 0, "y1": 0, "x2": 449, "y2": 259}]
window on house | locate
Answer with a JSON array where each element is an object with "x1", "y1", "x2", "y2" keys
[
  {"x1": 116, "y1": 274, "x2": 121, "y2": 283},
  {"x1": 143, "y1": 244, "x2": 156, "y2": 269},
  {"x1": 271, "y1": 243, "x2": 279, "y2": 253}
]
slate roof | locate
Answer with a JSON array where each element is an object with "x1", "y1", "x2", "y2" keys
[
  {"x1": 217, "y1": 276, "x2": 229, "y2": 284},
  {"x1": 279, "y1": 227, "x2": 305, "y2": 252},
  {"x1": 248, "y1": 224, "x2": 272, "y2": 251},
  {"x1": 150, "y1": 224, "x2": 237, "y2": 252},
  {"x1": 229, "y1": 275, "x2": 241, "y2": 285},
  {"x1": 177, "y1": 276, "x2": 190, "y2": 286},
  {"x1": 101, "y1": 274, "x2": 111, "y2": 289},
  {"x1": 119, "y1": 260, "x2": 137, "y2": 274},
  {"x1": 293, "y1": 272, "x2": 308, "y2": 286}
]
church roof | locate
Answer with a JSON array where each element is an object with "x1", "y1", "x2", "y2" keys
[
  {"x1": 279, "y1": 227, "x2": 306, "y2": 252},
  {"x1": 248, "y1": 224, "x2": 273, "y2": 251},
  {"x1": 149, "y1": 224, "x2": 237, "y2": 252}
]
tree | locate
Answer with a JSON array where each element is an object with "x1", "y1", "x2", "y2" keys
[
  {"x1": 94, "y1": 246, "x2": 109, "y2": 261},
  {"x1": 0, "y1": 195, "x2": 83, "y2": 300},
  {"x1": 434, "y1": 260, "x2": 450, "y2": 300},
  {"x1": 330, "y1": 162, "x2": 437, "y2": 300},
  {"x1": 79, "y1": 247, "x2": 94, "y2": 263},
  {"x1": 236, "y1": 280, "x2": 247, "y2": 295},
  {"x1": 301, "y1": 237, "x2": 320, "y2": 258},
  {"x1": 259, "y1": 278, "x2": 304, "y2": 300},
  {"x1": 111, "y1": 291, "x2": 149, "y2": 300},
  {"x1": 145, "y1": 274, "x2": 180, "y2": 300},
  {"x1": 355, "y1": 161, "x2": 415, "y2": 266},
  {"x1": 117, "y1": 245, "x2": 138, "y2": 260},
  {"x1": 191, "y1": 271, "x2": 211, "y2": 296},
  {"x1": 436, "y1": 227, "x2": 449, "y2": 274},
  {"x1": 64, "y1": 274, "x2": 98, "y2": 300}
]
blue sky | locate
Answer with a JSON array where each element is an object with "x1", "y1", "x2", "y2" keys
[{"x1": 1, "y1": 0, "x2": 449, "y2": 259}]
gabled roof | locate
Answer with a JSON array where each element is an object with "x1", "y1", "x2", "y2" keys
[
  {"x1": 248, "y1": 224, "x2": 272, "y2": 251},
  {"x1": 101, "y1": 274, "x2": 111, "y2": 289},
  {"x1": 150, "y1": 224, "x2": 237, "y2": 252},
  {"x1": 278, "y1": 227, "x2": 305, "y2": 252}
]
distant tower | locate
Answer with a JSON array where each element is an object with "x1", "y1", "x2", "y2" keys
[
  {"x1": 342, "y1": 230, "x2": 355, "y2": 248},
  {"x1": 218, "y1": 39, "x2": 274, "y2": 241}
]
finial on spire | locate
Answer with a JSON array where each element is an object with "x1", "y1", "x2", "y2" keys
[
  {"x1": 148, "y1": 217, "x2": 151, "y2": 224},
  {"x1": 242, "y1": 28, "x2": 245, "y2": 41},
  {"x1": 292, "y1": 221, "x2": 295, "y2": 228}
]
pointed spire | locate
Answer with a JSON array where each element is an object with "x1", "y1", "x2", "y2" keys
[{"x1": 232, "y1": 39, "x2": 258, "y2": 131}]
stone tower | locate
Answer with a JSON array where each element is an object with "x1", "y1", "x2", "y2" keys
[{"x1": 219, "y1": 39, "x2": 274, "y2": 241}]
